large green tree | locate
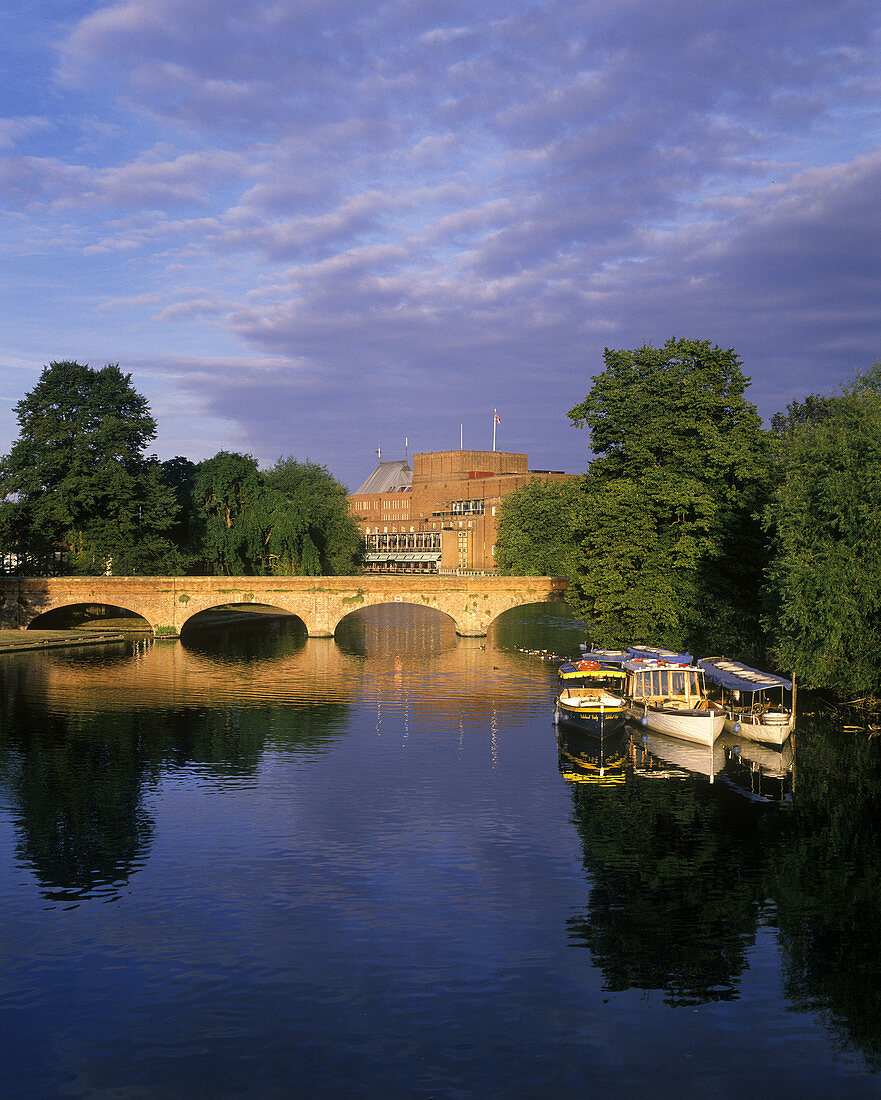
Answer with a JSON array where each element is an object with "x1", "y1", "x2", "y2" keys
[
  {"x1": 765, "y1": 364, "x2": 881, "y2": 693},
  {"x1": 0, "y1": 361, "x2": 183, "y2": 574},
  {"x1": 262, "y1": 457, "x2": 362, "y2": 575},
  {"x1": 567, "y1": 337, "x2": 770, "y2": 655},
  {"x1": 192, "y1": 452, "x2": 362, "y2": 576},
  {"x1": 495, "y1": 477, "x2": 585, "y2": 577},
  {"x1": 192, "y1": 451, "x2": 269, "y2": 574}
]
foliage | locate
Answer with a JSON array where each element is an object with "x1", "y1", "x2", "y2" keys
[
  {"x1": 566, "y1": 338, "x2": 770, "y2": 655},
  {"x1": 0, "y1": 361, "x2": 184, "y2": 574},
  {"x1": 765, "y1": 364, "x2": 881, "y2": 693},
  {"x1": 192, "y1": 452, "x2": 362, "y2": 576},
  {"x1": 160, "y1": 456, "x2": 199, "y2": 565},
  {"x1": 769, "y1": 393, "x2": 835, "y2": 440},
  {"x1": 262, "y1": 457, "x2": 362, "y2": 575},
  {"x1": 495, "y1": 477, "x2": 585, "y2": 577},
  {"x1": 192, "y1": 451, "x2": 270, "y2": 575}
]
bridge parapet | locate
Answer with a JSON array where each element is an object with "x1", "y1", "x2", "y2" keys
[{"x1": 0, "y1": 575, "x2": 569, "y2": 638}]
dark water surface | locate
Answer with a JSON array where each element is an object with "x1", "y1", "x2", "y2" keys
[{"x1": 2, "y1": 604, "x2": 881, "y2": 1097}]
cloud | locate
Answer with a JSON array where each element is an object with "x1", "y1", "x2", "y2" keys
[
  {"x1": 0, "y1": 116, "x2": 54, "y2": 150},
  {"x1": 0, "y1": 0, "x2": 878, "y2": 489}
]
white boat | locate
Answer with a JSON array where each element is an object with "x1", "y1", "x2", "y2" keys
[
  {"x1": 699, "y1": 657, "x2": 794, "y2": 745},
  {"x1": 623, "y1": 651, "x2": 725, "y2": 745}
]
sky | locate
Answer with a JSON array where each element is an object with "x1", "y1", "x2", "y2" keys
[{"x1": 2, "y1": 0, "x2": 880, "y2": 490}]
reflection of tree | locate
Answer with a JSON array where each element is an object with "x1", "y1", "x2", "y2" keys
[
  {"x1": 566, "y1": 773, "x2": 776, "y2": 1005},
  {"x1": 0, "y1": 632, "x2": 351, "y2": 902},
  {"x1": 0, "y1": 685, "x2": 154, "y2": 903},
  {"x1": 489, "y1": 601, "x2": 585, "y2": 659},
  {"x1": 775, "y1": 716, "x2": 881, "y2": 1069}
]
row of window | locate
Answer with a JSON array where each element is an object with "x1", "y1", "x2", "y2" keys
[
  {"x1": 364, "y1": 533, "x2": 442, "y2": 551},
  {"x1": 363, "y1": 520, "x2": 475, "y2": 535}
]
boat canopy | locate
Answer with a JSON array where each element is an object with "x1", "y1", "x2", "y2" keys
[
  {"x1": 581, "y1": 648, "x2": 629, "y2": 666},
  {"x1": 627, "y1": 645, "x2": 693, "y2": 665},
  {"x1": 699, "y1": 657, "x2": 792, "y2": 693}
]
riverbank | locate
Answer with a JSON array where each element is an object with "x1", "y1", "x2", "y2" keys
[{"x1": 0, "y1": 628, "x2": 127, "y2": 653}]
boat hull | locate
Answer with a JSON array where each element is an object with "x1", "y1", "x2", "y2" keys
[
  {"x1": 628, "y1": 701, "x2": 725, "y2": 745},
  {"x1": 723, "y1": 711, "x2": 793, "y2": 745},
  {"x1": 555, "y1": 699, "x2": 627, "y2": 738}
]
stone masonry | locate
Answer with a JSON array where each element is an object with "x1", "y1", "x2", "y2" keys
[{"x1": 0, "y1": 574, "x2": 569, "y2": 638}]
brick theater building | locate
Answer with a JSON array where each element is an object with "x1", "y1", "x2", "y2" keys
[{"x1": 348, "y1": 449, "x2": 571, "y2": 574}]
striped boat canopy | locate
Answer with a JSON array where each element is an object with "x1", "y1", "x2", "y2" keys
[{"x1": 699, "y1": 657, "x2": 792, "y2": 692}]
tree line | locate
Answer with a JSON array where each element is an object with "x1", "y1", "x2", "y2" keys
[
  {"x1": 496, "y1": 337, "x2": 881, "y2": 695},
  {"x1": 0, "y1": 361, "x2": 363, "y2": 578}
]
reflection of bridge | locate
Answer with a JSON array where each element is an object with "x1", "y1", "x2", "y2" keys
[{"x1": 0, "y1": 574, "x2": 569, "y2": 637}]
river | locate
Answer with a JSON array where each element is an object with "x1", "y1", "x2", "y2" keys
[{"x1": 1, "y1": 603, "x2": 880, "y2": 1097}]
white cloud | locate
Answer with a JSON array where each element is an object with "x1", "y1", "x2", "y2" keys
[{"x1": 0, "y1": 0, "x2": 877, "y2": 485}]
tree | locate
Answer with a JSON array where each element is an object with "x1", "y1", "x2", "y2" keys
[
  {"x1": 0, "y1": 361, "x2": 183, "y2": 574},
  {"x1": 192, "y1": 452, "x2": 269, "y2": 575},
  {"x1": 190, "y1": 453, "x2": 362, "y2": 577},
  {"x1": 495, "y1": 477, "x2": 585, "y2": 577},
  {"x1": 262, "y1": 457, "x2": 362, "y2": 575},
  {"x1": 765, "y1": 364, "x2": 881, "y2": 693},
  {"x1": 160, "y1": 456, "x2": 199, "y2": 565},
  {"x1": 566, "y1": 338, "x2": 770, "y2": 654}
]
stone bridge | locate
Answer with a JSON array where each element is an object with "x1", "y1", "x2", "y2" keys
[{"x1": 0, "y1": 574, "x2": 569, "y2": 638}]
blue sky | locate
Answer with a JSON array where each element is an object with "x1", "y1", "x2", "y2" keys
[{"x1": 2, "y1": 0, "x2": 880, "y2": 489}]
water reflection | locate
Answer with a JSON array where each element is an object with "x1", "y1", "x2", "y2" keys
[
  {"x1": 556, "y1": 725, "x2": 628, "y2": 784},
  {"x1": 557, "y1": 704, "x2": 881, "y2": 1073},
  {"x1": 1, "y1": 710, "x2": 154, "y2": 905},
  {"x1": 564, "y1": 734, "x2": 774, "y2": 1007},
  {"x1": 774, "y1": 713, "x2": 881, "y2": 1070},
  {"x1": 630, "y1": 725, "x2": 726, "y2": 782},
  {"x1": 719, "y1": 731, "x2": 795, "y2": 802},
  {"x1": 2, "y1": 605, "x2": 881, "y2": 1091}
]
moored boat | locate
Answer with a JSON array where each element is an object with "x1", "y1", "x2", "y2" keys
[
  {"x1": 699, "y1": 657, "x2": 794, "y2": 745},
  {"x1": 623, "y1": 651, "x2": 725, "y2": 745},
  {"x1": 554, "y1": 684, "x2": 628, "y2": 737},
  {"x1": 556, "y1": 655, "x2": 628, "y2": 737},
  {"x1": 559, "y1": 654, "x2": 628, "y2": 684},
  {"x1": 577, "y1": 644, "x2": 629, "y2": 666}
]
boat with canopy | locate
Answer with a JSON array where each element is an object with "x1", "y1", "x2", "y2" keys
[
  {"x1": 555, "y1": 658, "x2": 628, "y2": 737},
  {"x1": 698, "y1": 657, "x2": 794, "y2": 745},
  {"x1": 623, "y1": 648, "x2": 725, "y2": 745}
]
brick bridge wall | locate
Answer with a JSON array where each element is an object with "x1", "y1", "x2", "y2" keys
[{"x1": 0, "y1": 575, "x2": 569, "y2": 638}]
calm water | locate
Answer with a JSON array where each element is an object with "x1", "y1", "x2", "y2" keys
[{"x1": 1, "y1": 604, "x2": 881, "y2": 1098}]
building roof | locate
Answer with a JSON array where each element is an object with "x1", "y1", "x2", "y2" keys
[{"x1": 354, "y1": 460, "x2": 412, "y2": 495}]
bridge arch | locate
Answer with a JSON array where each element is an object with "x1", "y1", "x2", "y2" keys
[
  {"x1": 179, "y1": 602, "x2": 307, "y2": 637},
  {"x1": 26, "y1": 599, "x2": 153, "y2": 632},
  {"x1": 0, "y1": 575, "x2": 569, "y2": 638},
  {"x1": 334, "y1": 598, "x2": 457, "y2": 632}
]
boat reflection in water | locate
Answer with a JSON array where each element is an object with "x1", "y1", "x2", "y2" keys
[
  {"x1": 556, "y1": 724, "x2": 628, "y2": 785},
  {"x1": 557, "y1": 718, "x2": 797, "y2": 802},
  {"x1": 629, "y1": 724, "x2": 726, "y2": 782},
  {"x1": 719, "y1": 731, "x2": 795, "y2": 803}
]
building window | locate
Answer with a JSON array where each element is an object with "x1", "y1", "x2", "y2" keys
[{"x1": 450, "y1": 499, "x2": 485, "y2": 516}]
